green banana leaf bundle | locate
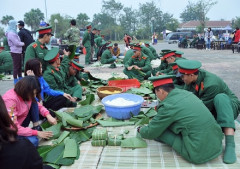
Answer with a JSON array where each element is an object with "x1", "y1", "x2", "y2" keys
[
  {"x1": 91, "y1": 140, "x2": 107, "y2": 146},
  {"x1": 92, "y1": 128, "x2": 108, "y2": 140}
]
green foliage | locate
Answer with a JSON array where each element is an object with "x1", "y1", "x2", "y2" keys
[
  {"x1": 49, "y1": 13, "x2": 71, "y2": 39},
  {"x1": 233, "y1": 17, "x2": 240, "y2": 29},
  {"x1": 79, "y1": 94, "x2": 95, "y2": 105},
  {"x1": 24, "y1": 8, "x2": 44, "y2": 30},
  {"x1": 1, "y1": 15, "x2": 14, "y2": 25},
  {"x1": 69, "y1": 127, "x2": 95, "y2": 144},
  {"x1": 63, "y1": 138, "x2": 78, "y2": 158},
  {"x1": 180, "y1": 0, "x2": 217, "y2": 28},
  {"x1": 76, "y1": 13, "x2": 90, "y2": 28}
]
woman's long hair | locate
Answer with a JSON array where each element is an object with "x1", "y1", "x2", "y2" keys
[
  {"x1": 24, "y1": 58, "x2": 42, "y2": 77},
  {"x1": 0, "y1": 95, "x2": 18, "y2": 150}
]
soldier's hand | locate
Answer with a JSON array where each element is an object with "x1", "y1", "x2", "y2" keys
[
  {"x1": 70, "y1": 97, "x2": 77, "y2": 102},
  {"x1": 46, "y1": 114, "x2": 57, "y2": 125},
  {"x1": 63, "y1": 49, "x2": 70, "y2": 56},
  {"x1": 26, "y1": 70, "x2": 35, "y2": 76},
  {"x1": 156, "y1": 72, "x2": 160, "y2": 76},
  {"x1": 63, "y1": 93, "x2": 72, "y2": 100},
  {"x1": 128, "y1": 66, "x2": 133, "y2": 70},
  {"x1": 37, "y1": 131, "x2": 53, "y2": 139}
]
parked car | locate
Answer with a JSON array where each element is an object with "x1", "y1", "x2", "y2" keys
[{"x1": 165, "y1": 32, "x2": 194, "y2": 44}]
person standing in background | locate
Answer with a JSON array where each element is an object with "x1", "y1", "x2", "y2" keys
[
  {"x1": 17, "y1": 20, "x2": 34, "y2": 66},
  {"x1": 82, "y1": 24, "x2": 92, "y2": 65},
  {"x1": 5, "y1": 20, "x2": 25, "y2": 84},
  {"x1": 205, "y1": 27, "x2": 213, "y2": 50},
  {"x1": 64, "y1": 19, "x2": 80, "y2": 53}
]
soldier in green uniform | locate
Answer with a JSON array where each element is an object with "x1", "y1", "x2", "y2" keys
[
  {"x1": 174, "y1": 50, "x2": 184, "y2": 58},
  {"x1": 177, "y1": 59, "x2": 240, "y2": 164},
  {"x1": 25, "y1": 26, "x2": 53, "y2": 71},
  {"x1": 152, "y1": 49, "x2": 171, "y2": 76},
  {"x1": 64, "y1": 19, "x2": 81, "y2": 53},
  {"x1": 43, "y1": 48, "x2": 82, "y2": 107},
  {"x1": 138, "y1": 75, "x2": 223, "y2": 164},
  {"x1": 82, "y1": 24, "x2": 92, "y2": 65},
  {"x1": 0, "y1": 47, "x2": 13, "y2": 74},
  {"x1": 94, "y1": 35, "x2": 105, "y2": 59},
  {"x1": 168, "y1": 62, "x2": 185, "y2": 89},
  {"x1": 123, "y1": 45, "x2": 152, "y2": 81},
  {"x1": 140, "y1": 43, "x2": 155, "y2": 61},
  {"x1": 123, "y1": 43, "x2": 134, "y2": 64},
  {"x1": 100, "y1": 43, "x2": 116, "y2": 64},
  {"x1": 144, "y1": 41, "x2": 158, "y2": 59}
]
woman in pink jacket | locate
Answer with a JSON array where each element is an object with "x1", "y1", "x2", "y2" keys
[{"x1": 2, "y1": 76, "x2": 56, "y2": 147}]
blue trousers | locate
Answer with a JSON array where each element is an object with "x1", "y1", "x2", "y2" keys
[{"x1": 20, "y1": 102, "x2": 39, "y2": 147}]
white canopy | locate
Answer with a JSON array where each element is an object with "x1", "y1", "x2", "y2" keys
[{"x1": 161, "y1": 30, "x2": 172, "y2": 34}]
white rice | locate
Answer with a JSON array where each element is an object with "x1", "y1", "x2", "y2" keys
[{"x1": 105, "y1": 97, "x2": 138, "y2": 106}]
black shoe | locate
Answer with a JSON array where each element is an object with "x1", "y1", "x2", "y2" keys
[{"x1": 32, "y1": 125, "x2": 42, "y2": 131}]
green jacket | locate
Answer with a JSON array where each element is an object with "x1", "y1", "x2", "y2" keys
[
  {"x1": 64, "y1": 26, "x2": 80, "y2": 46},
  {"x1": 101, "y1": 49, "x2": 115, "y2": 64},
  {"x1": 25, "y1": 40, "x2": 49, "y2": 71},
  {"x1": 123, "y1": 49, "x2": 134, "y2": 64},
  {"x1": 184, "y1": 69, "x2": 240, "y2": 114},
  {"x1": 82, "y1": 30, "x2": 91, "y2": 48},
  {"x1": 141, "y1": 46, "x2": 154, "y2": 60},
  {"x1": 140, "y1": 88, "x2": 223, "y2": 164},
  {"x1": 125, "y1": 54, "x2": 151, "y2": 72},
  {"x1": 94, "y1": 37, "x2": 103, "y2": 47},
  {"x1": 0, "y1": 50, "x2": 13, "y2": 73},
  {"x1": 148, "y1": 45, "x2": 158, "y2": 59}
]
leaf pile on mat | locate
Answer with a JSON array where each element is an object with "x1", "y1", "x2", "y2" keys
[
  {"x1": 96, "y1": 117, "x2": 135, "y2": 127},
  {"x1": 82, "y1": 80, "x2": 108, "y2": 93},
  {"x1": 129, "y1": 108, "x2": 157, "y2": 126},
  {"x1": 38, "y1": 127, "x2": 95, "y2": 168}
]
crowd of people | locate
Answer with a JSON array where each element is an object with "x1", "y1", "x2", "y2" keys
[{"x1": 0, "y1": 18, "x2": 239, "y2": 168}]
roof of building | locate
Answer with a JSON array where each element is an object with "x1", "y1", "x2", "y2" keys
[{"x1": 179, "y1": 20, "x2": 232, "y2": 28}]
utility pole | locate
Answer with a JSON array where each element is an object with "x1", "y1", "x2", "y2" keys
[{"x1": 44, "y1": 0, "x2": 48, "y2": 22}]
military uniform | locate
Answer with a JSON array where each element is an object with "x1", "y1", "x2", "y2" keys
[
  {"x1": 177, "y1": 59, "x2": 239, "y2": 164},
  {"x1": 123, "y1": 49, "x2": 134, "y2": 64},
  {"x1": 82, "y1": 25, "x2": 91, "y2": 64},
  {"x1": 64, "y1": 26, "x2": 80, "y2": 46},
  {"x1": 124, "y1": 48, "x2": 152, "y2": 81},
  {"x1": 24, "y1": 26, "x2": 53, "y2": 71},
  {"x1": 0, "y1": 50, "x2": 13, "y2": 73},
  {"x1": 145, "y1": 42, "x2": 158, "y2": 59},
  {"x1": 25, "y1": 40, "x2": 49, "y2": 70},
  {"x1": 139, "y1": 75, "x2": 223, "y2": 164},
  {"x1": 100, "y1": 44, "x2": 115, "y2": 64},
  {"x1": 43, "y1": 48, "x2": 82, "y2": 106},
  {"x1": 141, "y1": 46, "x2": 154, "y2": 61}
]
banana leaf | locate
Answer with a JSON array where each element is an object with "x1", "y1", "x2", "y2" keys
[
  {"x1": 38, "y1": 145, "x2": 58, "y2": 161},
  {"x1": 40, "y1": 120, "x2": 51, "y2": 130},
  {"x1": 45, "y1": 123, "x2": 62, "y2": 139},
  {"x1": 128, "y1": 87, "x2": 152, "y2": 95},
  {"x1": 134, "y1": 117, "x2": 149, "y2": 126},
  {"x1": 96, "y1": 118, "x2": 135, "y2": 127},
  {"x1": 56, "y1": 131, "x2": 70, "y2": 144},
  {"x1": 91, "y1": 140, "x2": 107, "y2": 146},
  {"x1": 55, "y1": 111, "x2": 83, "y2": 128},
  {"x1": 69, "y1": 127, "x2": 95, "y2": 144},
  {"x1": 92, "y1": 128, "x2": 108, "y2": 140},
  {"x1": 68, "y1": 45, "x2": 76, "y2": 60},
  {"x1": 46, "y1": 164, "x2": 60, "y2": 169},
  {"x1": 145, "y1": 108, "x2": 157, "y2": 117},
  {"x1": 63, "y1": 138, "x2": 78, "y2": 158},
  {"x1": 79, "y1": 94, "x2": 95, "y2": 105},
  {"x1": 121, "y1": 137, "x2": 147, "y2": 148},
  {"x1": 74, "y1": 105, "x2": 102, "y2": 118},
  {"x1": 44, "y1": 143, "x2": 75, "y2": 166}
]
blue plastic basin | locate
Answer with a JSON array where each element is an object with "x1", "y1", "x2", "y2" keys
[{"x1": 101, "y1": 93, "x2": 144, "y2": 120}]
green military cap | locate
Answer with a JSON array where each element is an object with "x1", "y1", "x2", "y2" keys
[
  {"x1": 144, "y1": 41, "x2": 150, "y2": 45},
  {"x1": 148, "y1": 75, "x2": 176, "y2": 88},
  {"x1": 106, "y1": 43, "x2": 113, "y2": 48},
  {"x1": 176, "y1": 60, "x2": 202, "y2": 75},
  {"x1": 37, "y1": 26, "x2": 53, "y2": 36},
  {"x1": 70, "y1": 60, "x2": 84, "y2": 70},
  {"x1": 161, "y1": 49, "x2": 171, "y2": 53},
  {"x1": 162, "y1": 50, "x2": 176, "y2": 59},
  {"x1": 86, "y1": 23, "x2": 92, "y2": 29},
  {"x1": 175, "y1": 51, "x2": 184, "y2": 58},
  {"x1": 132, "y1": 44, "x2": 142, "y2": 51},
  {"x1": 68, "y1": 45, "x2": 76, "y2": 60},
  {"x1": 44, "y1": 47, "x2": 59, "y2": 62},
  {"x1": 92, "y1": 27, "x2": 97, "y2": 30}
]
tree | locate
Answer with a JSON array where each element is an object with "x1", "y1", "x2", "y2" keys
[
  {"x1": 165, "y1": 18, "x2": 179, "y2": 32},
  {"x1": 102, "y1": 0, "x2": 123, "y2": 40},
  {"x1": 180, "y1": 0, "x2": 217, "y2": 32},
  {"x1": 1, "y1": 15, "x2": 14, "y2": 25},
  {"x1": 119, "y1": 7, "x2": 138, "y2": 34},
  {"x1": 76, "y1": 13, "x2": 89, "y2": 28},
  {"x1": 24, "y1": 8, "x2": 44, "y2": 30},
  {"x1": 0, "y1": 27, "x2": 5, "y2": 39},
  {"x1": 49, "y1": 14, "x2": 71, "y2": 39},
  {"x1": 233, "y1": 17, "x2": 240, "y2": 29}
]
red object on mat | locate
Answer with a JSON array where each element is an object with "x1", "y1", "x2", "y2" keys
[{"x1": 108, "y1": 79, "x2": 141, "y2": 92}]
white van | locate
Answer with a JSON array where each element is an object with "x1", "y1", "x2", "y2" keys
[{"x1": 165, "y1": 32, "x2": 194, "y2": 44}]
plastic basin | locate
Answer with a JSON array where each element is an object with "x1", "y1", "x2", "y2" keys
[{"x1": 101, "y1": 93, "x2": 144, "y2": 120}]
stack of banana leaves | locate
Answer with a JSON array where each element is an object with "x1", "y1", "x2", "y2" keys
[
  {"x1": 0, "y1": 74, "x2": 5, "y2": 80},
  {"x1": 80, "y1": 74, "x2": 107, "y2": 93},
  {"x1": 126, "y1": 81, "x2": 156, "y2": 100}
]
